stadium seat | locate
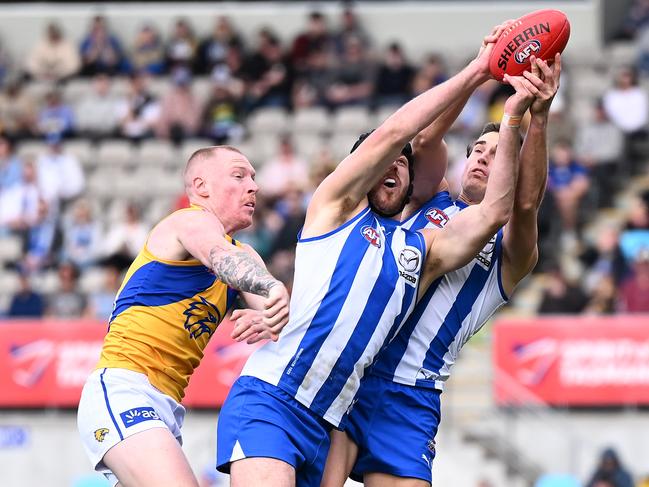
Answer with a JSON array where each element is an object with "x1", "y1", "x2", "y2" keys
[
  {"x1": 135, "y1": 139, "x2": 175, "y2": 167},
  {"x1": 247, "y1": 107, "x2": 290, "y2": 135},
  {"x1": 63, "y1": 79, "x2": 91, "y2": 103},
  {"x1": 291, "y1": 107, "x2": 331, "y2": 135},
  {"x1": 293, "y1": 134, "x2": 327, "y2": 161},
  {"x1": 79, "y1": 267, "x2": 107, "y2": 294},
  {"x1": 373, "y1": 105, "x2": 401, "y2": 127},
  {"x1": 87, "y1": 167, "x2": 122, "y2": 198},
  {"x1": 96, "y1": 140, "x2": 135, "y2": 168},
  {"x1": 179, "y1": 138, "x2": 214, "y2": 164},
  {"x1": 330, "y1": 133, "x2": 366, "y2": 161},
  {"x1": 332, "y1": 106, "x2": 373, "y2": 134},
  {"x1": 0, "y1": 271, "x2": 20, "y2": 296},
  {"x1": 32, "y1": 269, "x2": 59, "y2": 295},
  {"x1": 16, "y1": 140, "x2": 46, "y2": 160},
  {"x1": 0, "y1": 235, "x2": 22, "y2": 264},
  {"x1": 63, "y1": 140, "x2": 95, "y2": 169}
]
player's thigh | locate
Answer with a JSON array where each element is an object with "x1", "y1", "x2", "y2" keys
[
  {"x1": 364, "y1": 472, "x2": 430, "y2": 487},
  {"x1": 321, "y1": 430, "x2": 358, "y2": 487},
  {"x1": 230, "y1": 457, "x2": 295, "y2": 487},
  {"x1": 103, "y1": 427, "x2": 199, "y2": 487}
]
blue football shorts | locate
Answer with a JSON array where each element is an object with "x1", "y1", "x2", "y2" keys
[
  {"x1": 344, "y1": 374, "x2": 442, "y2": 483},
  {"x1": 216, "y1": 375, "x2": 332, "y2": 487}
]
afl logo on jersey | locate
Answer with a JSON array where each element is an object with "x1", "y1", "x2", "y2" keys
[
  {"x1": 398, "y1": 246, "x2": 422, "y2": 286},
  {"x1": 425, "y1": 208, "x2": 449, "y2": 227},
  {"x1": 361, "y1": 225, "x2": 381, "y2": 248}
]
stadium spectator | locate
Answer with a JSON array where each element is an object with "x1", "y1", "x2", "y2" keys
[
  {"x1": 21, "y1": 198, "x2": 58, "y2": 274},
  {"x1": 547, "y1": 139, "x2": 590, "y2": 247},
  {"x1": 0, "y1": 159, "x2": 42, "y2": 235},
  {"x1": 256, "y1": 134, "x2": 309, "y2": 198},
  {"x1": 115, "y1": 72, "x2": 161, "y2": 141},
  {"x1": 74, "y1": 73, "x2": 121, "y2": 140},
  {"x1": 325, "y1": 35, "x2": 374, "y2": 108},
  {"x1": 581, "y1": 226, "x2": 630, "y2": 293},
  {"x1": 130, "y1": 24, "x2": 165, "y2": 75},
  {"x1": 201, "y1": 69, "x2": 244, "y2": 144},
  {"x1": 101, "y1": 202, "x2": 147, "y2": 271},
  {"x1": 538, "y1": 265, "x2": 589, "y2": 314},
  {"x1": 61, "y1": 199, "x2": 102, "y2": 269},
  {"x1": 36, "y1": 134, "x2": 85, "y2": 207},
  {"x1": 602, "y1": 66, "x2": 649, "y2": 173},
  {"x1": 165, "y1": 18, "x2": 197, "y2": 72},
  {"x1": 25, "y1": 23, "x2": 80, "y2": 82},
  {"x1": 333, "y1": 8, "x2": 370, "y2": 55},
  {"x1": 37, "y1": 90, "x2": 76, "y2": 139},
  {"x1": 291, "y1": 46, "x2": 334, "y2": 108},
  {"x1": 618, "y1": 248, "x2": 649, "y2": 312},
  {"x1": 575, "y1": 98, "x2": 625, "y2": 208},
  {"x1": 619, "y1": 193, "x2": 649, "y2": 263},
  {"x1": 615, "y1": 0, "x2": 649, "y2": 40},
  {"x1": 196, "y1": 16, "x2": 243, "y2": 75},
  {"x1": 85, "y1": 265, "x2": 121, "y2": 321},
  {"x1": 546, "y1": 103, "x2": 577, "y2": 150},
  {"x1": 0, "y1": 37, "x2": 11, "y2": 86},
  {"x1": 636, "y1": 25, "x2": 649, "y2": 74},
  {"x1": 233, "y1": 197, "x2": 276, "y2": 260},
  {"x1": 46, "y1": 261, "x2": 87, "y2": 318},
  {"x1": 6, "y1": 271, "x2": 45, "y2": 318},
  {"x1": 156, "y1": 66, "x2": 202, "y2": 144},
  {"x1": 79, "y1": 15, "x2": 128, "y2": 76},
  {"x1": 0, "y1": 78, "x2": 38, "y2": 140},
  {"x1": 291, "y1": 11, "x2": 332, "y2": 72},
  {"x1": 269, "y1": 187, "x2": 306, "y2": 256},
  {"x1": 586, "y1": 447, "x2": 634, "y2": 487},
  {"x1": 0, "y1": 136, "x2": 23, "y2": 192},
  {"x1": 411, "y1": 53, "x2": 448, "y2": 96},
  {"x1": 373, "y1": 42, "x2": 415, "y2": 107},
  {"x1": 242, "y1": 29, "x2": 292, "y2": 111}
]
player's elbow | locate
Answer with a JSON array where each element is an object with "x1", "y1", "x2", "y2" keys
[
  {"x1": 413, "y1": 132, "x2": 444, "y2": 153},
  {"x1": 481, "y1": 203, "x2": 512, "y2": 231}
]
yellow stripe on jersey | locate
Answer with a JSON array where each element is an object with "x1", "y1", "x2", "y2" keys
[{"x1": 97, "y1": 207, "x2": 239, "y2": 402}]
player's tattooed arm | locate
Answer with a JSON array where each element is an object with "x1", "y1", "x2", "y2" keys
[{"x1": 209, "y1": 244, "x2": 279, "y2": 297}]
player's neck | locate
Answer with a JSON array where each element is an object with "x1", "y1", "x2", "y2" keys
[{"x1": 457, "y1": 192, "x2": 479, "y2": 206}]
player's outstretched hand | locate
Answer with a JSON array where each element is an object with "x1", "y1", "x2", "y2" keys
[
  {"x1": 502, "y1": 71, "x2": 539, "y2": 116},
  {"x1": 525, "y1": 53, "x2": 562, "y2": 116},
  {"x1": 231, "y1": 308, "x2": 280, "y2": 344},
  {"x1": 263, "y1": 282, "x2": 290, "y2": 334},
  {"x1": 474, "y1": 20, "x2": 515, "y2": 79}
]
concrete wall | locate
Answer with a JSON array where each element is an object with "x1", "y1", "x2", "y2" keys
[{"x1": 0, "y1": 1, "x2": 600, "y2": 67}]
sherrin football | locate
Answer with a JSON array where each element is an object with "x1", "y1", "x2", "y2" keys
[{"x1": 489, "y1": 9, "x2": 570, "y2": 82}]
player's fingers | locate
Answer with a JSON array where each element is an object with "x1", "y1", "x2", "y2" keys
[
  {"x1": 522, "y1": 69, "x2": 544, "y2": 89},
  {"x1": 230, "y1": 309, "x2": 245, "y2": 321},
  {"x1": 263, "y1": 307, "x2": 289, "y2": 328},
  {"x1": 231, "y1": 320, "x2": 255, "y2": 339},
  {"x1": 535, "y1": 57, "x2": 553, "y2": 80},
  {"x1": 237, "y1": 324, "x2": 262, "y2": 342},
  {"x1": 517, "y1": 75, "x2": 541, "y2": 95},
  {"x1": 554, "y1": 53, "x2": 562, "y2": 77}
]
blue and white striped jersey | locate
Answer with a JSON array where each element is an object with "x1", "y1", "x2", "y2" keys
[
  {"x1": 370, "y1": 192, "x2": 508, "y2": 391},
  {"x1": 241, "y1": 206, "x2": 427, "y2": 426}
]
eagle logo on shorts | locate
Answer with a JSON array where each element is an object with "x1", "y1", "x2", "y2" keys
[
  {"x1": 183, "y1": 296, "x2": 222, "y2": 339},
  {"x1": 94, "y1": 428, "x2": 109, "y2": 442},
  {"x1": 361, "y1": 225, "x2": 381, "y2": 248}
]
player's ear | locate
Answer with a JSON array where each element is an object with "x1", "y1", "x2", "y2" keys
[{"x1": 193, "y1": 176, "x2": 209, "y2": 197}]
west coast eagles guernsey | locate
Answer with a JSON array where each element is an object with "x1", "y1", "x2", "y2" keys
[
  {"x1": 241, "y1": 207, "x2": 427, "y2": 427},
  {"x1": 96, "y1": 206, "x2": 239, "y2": 403},
  {"x1": 370, "y1": 192, "x2": 508, "y2": 390}
]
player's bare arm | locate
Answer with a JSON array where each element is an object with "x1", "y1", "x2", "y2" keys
[
  {"x1": 302, "y1": 56, "x2": 494, "y2": 239},
  {"x1": 418, "y1": 73, "x2": 536, "y2": 295},
  {"x1": 501, "y1": 53, "x2": 561, "y2": 295}
]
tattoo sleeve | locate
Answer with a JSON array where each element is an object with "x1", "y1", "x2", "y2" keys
[{"x1": 210, "y1": 245, "x2": 278, "y2": 297}]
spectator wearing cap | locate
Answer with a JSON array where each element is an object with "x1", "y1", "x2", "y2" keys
[
  {"x1": 74, "y1": 74, "x2": 120, "y2": 140},
  {"x1": 46, "y1": 261, "x2": 87, "y2": 319},
  {"x1": 0, "y1": 79, "x2": 38, "y2": 140},
  {"x1": 115, "y1": 72, "x2": 160, "y2": 141},
  {"x1": 156, "y1": 67, "x2": 202, "y2": 145},
  {"x1": 131, "y1": 24, "x2": 165, "y2": 75},
  {"x1": 7, "y1": 272, "x2": 45, "y2": 318},
  {"x1": 79, "y1": 15, "x2": 128, "y2": 76},
  {"x1": 196, "y1": 16, "x2": 243, "y2": 75},
  {"x1": 165, "y1": 18, "x2": 197, "y2": 72},
  {"x1": 586, "y1": 447, "x2": 634, "y2": 487},
  {"x1": 373, "y1": 42, "x2": 415, "y2": 108},
  {"x1": 25, "y1": 23, "x2": 80, "y2": 82},
  {"x1": 37, "y1": 90, "x2": 75, "y2": 139}
]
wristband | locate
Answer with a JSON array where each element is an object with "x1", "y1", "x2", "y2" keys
[{"x1": 502, "y1": 113, "x2": 522, "y2": 128}]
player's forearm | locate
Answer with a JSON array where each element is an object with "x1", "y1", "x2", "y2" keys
[
  {"x1": 382, "y1": 61, "x2": 485, "y2": 148},
  {"x1": 515, "y1": 114, "x2": 549, "y2": 214},
  {"x1": 480, "y1": 121, "x2": 522, "y2": 228},
  {"x1": 210, "y1": 245, "x2": 280, "y2": 297}
]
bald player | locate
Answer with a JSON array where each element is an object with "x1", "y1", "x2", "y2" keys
[{"x1": 77, "y1": 146, "x2": 290, "y2": 487}]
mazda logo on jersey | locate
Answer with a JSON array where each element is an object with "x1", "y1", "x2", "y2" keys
[
  {"x1": 361, "y1": 225, "x2": 381, "y2": 248},
  {"x1": 425, "y1": 207, "x2": 449, "y2": 227},
  {"x1": 398, "y1": 246, "x2": 422, "y2": 287},
  {"x1": 475, "y1": 234, "x2": 497, "y2": 270}
]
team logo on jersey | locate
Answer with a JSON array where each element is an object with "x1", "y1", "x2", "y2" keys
[
  {"x1": 183, "y1": 296, "x2": 222, "y2": 339},
  {"x1": 475, "y1": 234, "x2": 497, "y2": 270},
  {"x1": 426, "y1": 438, "x2": 436, "y2": 454},
  {"x1": 94, "y1": 428, "x2": 109, "y2": 442},
  {"x1": 416, "y1": 367, "x2": 436, "y2": 381},
  {"x1": 425, "y1": 207, "x2": 449, "y2": 227},
  {"x1": 120, "y1": 407, "x2": 161, "y2": 428},
  {"x1": 398, "y1": 246, "x2": 422, "y2": 286},
  {"x1": 361, "y1": 225, "x2": 382, "y2": 248}
]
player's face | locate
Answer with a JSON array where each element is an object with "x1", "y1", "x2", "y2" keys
[
  {"x1": 461, "y1": 131, "x2": 499, "y2": 203},
  {"x1": 209, "y1": 153, "x2": 258, "y2": 233},
  {"x1": 367, "y1": 154, "x2": 410, "y2": 218}
]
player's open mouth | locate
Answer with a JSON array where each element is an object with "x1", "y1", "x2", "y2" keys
[
  {"x1": 471, "y1": 168, "x2": 487, "y2": 178},
  {"x1": 383, "y1": 178, "x2": 397, "y2": 188},
  {"x1": 244, "y1": 202, "x2": 255, "y2": 208}
]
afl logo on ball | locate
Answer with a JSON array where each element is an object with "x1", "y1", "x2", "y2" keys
[
  {"x1": 361, "y1": 225, "x2": 381, "y2": 248},
  {"x1": 425, "y1": 208, "x2": 449, "y2": 227},
  {"x1": 515, "y1": 39, "x2": 541, "y2": 63}
]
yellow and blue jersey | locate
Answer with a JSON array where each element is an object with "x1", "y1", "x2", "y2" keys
[{"x1": 96, "y1": 207, "x2": 239, "y2": 402}]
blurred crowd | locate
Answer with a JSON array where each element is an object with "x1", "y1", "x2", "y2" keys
[{"x1": 0, "y1": 5, "x2": 648, "y2": 319}]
